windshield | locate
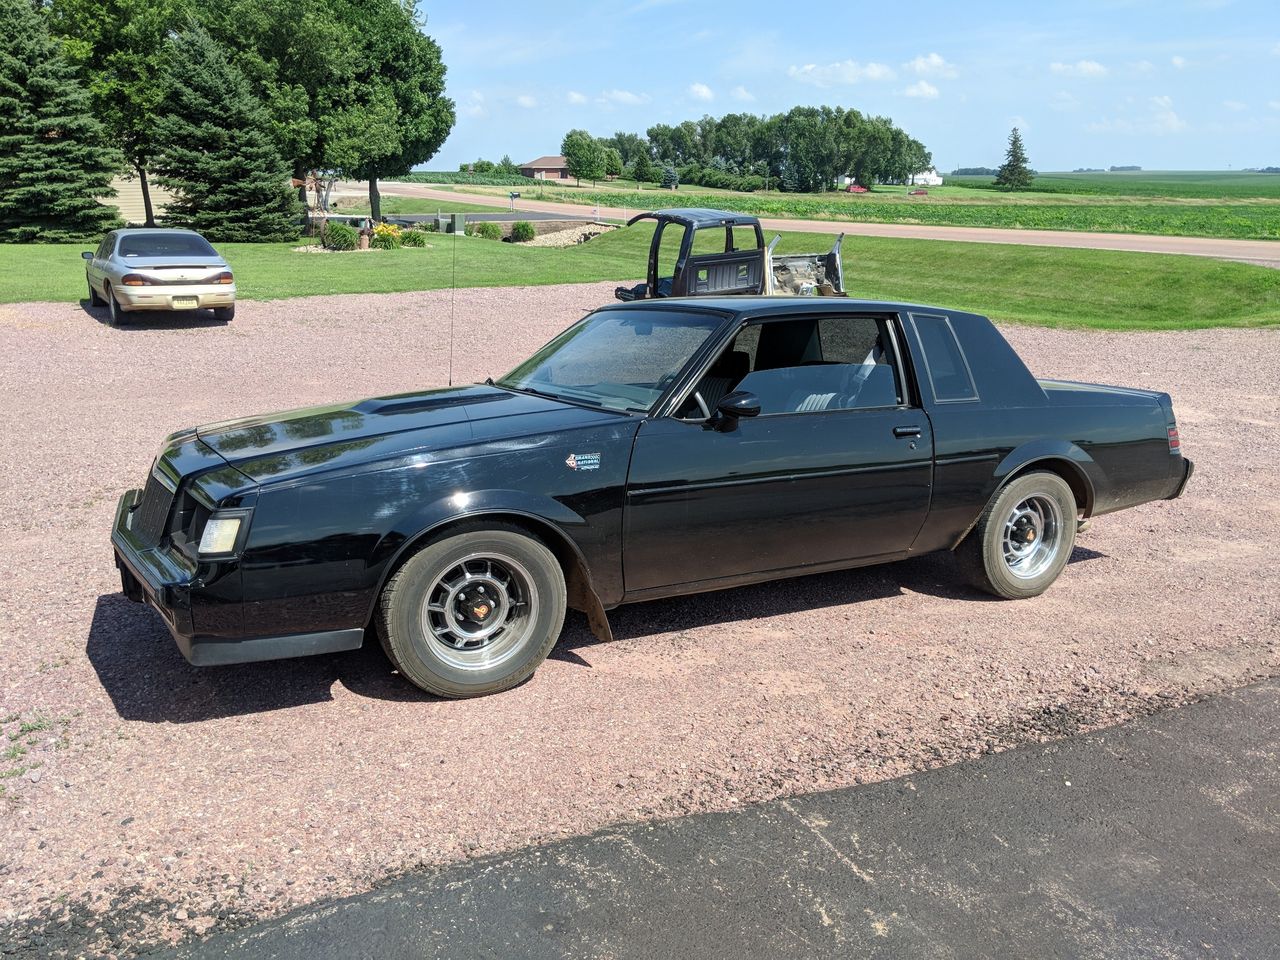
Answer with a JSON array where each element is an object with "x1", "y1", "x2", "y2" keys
[
  {"x1": 498, "y1": 308, "x2": 725, "y2": 413},
  {"x1": 118, "y1": 232, "x2": 217, "y2": 258}
]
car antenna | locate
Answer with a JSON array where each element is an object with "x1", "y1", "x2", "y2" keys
[{"x1": 448, "y1": 212, "x2": 457, "y2": 386}]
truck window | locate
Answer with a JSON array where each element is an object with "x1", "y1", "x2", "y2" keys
[{"x1": 912, "y1": 313, "x2": 978, "y2": 402}]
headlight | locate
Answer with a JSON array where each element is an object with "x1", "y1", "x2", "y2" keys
[{"x1": 198, "y1": 516, "x2": 242, "y2": 556}]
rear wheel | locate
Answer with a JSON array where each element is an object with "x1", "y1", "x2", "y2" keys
[
  {"x1": 956, "y1": 471, "x2": 1077, "y2": 599},
  {"x1": 376, "y1": 525, "x2": 566, "y2": 698},
  {"x1": 213, "y1": 304, "x2": 235, "y2": 322},
  {"x1": 105, "y1": 283, "x2": 127, "y2": 327}
]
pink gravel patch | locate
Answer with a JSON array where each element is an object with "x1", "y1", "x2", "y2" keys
[{"x1": 0, "y1": 284, "x2": 1277, "y2": 955}]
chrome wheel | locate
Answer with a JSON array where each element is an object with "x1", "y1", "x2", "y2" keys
[
  {"x1": 420, "y1": 553, "x2": 538, "y2": 671},
  {"x1": 1001, "y1": 494, "x2": 1063, "y2": 580}
]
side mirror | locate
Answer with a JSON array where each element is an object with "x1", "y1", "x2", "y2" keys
[
  {"x1": 81, "y1": 251, "x2": 93, "y2": 260},
  {"x1": 716, "y1": 391, "x2": 761, "y2": 423}
]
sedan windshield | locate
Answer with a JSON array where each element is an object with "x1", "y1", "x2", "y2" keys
[
  {"x1": 118, "y1": 232, "x2": 217, "y2": 258},
  {"x1": 498, "y1": 308, "x2": 724, "y2": 413}
]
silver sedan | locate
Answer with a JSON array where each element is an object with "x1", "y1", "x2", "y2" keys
[{"x1": 83, "y1": 228, "x2": 236, "y2": 326}]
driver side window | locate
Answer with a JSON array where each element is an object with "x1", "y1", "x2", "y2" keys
[{"x1": 677, "y1": 315, "x2": 904, "y2": 419}]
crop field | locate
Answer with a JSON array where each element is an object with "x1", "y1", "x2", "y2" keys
[
  {"x1": 948, "y1": 170, "x2": 1280, "y2": 199},
  {"x1": 3, "y1": 225, "x2": 1277, "y2": 330},
  {"x1": 456, "y1": 182, "x2": 1280, "y2": 240}
]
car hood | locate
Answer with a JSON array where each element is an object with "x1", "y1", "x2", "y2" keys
[{"x1": 196, "y1": 384, "x2": 632, "y2": 484}]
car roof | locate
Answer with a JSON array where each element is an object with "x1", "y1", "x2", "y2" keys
[
  {"x1": 599, "y1": 296, "x2": 968, "y2": 319},
  {"x1": 112, "y1": 228, "x2": 207, "y2": 237}
]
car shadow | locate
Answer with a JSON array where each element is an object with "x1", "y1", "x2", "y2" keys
[
  {"x1": 88, "y1": 546, "x2": 1112, "y2": 723},
  {"x1": 79, "y1": 298, "x2": 229, "y2": 328}
]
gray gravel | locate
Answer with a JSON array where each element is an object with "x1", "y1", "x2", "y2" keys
[{"x1": 0, "y1": 286, "x2": 1277, "y2": 957}]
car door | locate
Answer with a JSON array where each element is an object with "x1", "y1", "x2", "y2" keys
[
  {"x1": 90, "y1": 233, "x2": 113, "y2": 292},
  {"x1": 623, "y1": 312, "x2": 934, "y2": 595}
]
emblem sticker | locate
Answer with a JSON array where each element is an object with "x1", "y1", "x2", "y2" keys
[{"x1": 565, "y1": 452, "x2": 601, "y2": 471}]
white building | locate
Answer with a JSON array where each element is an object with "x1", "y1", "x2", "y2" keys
[{"x1": 910, "y1": 168, "x2": 944, "y2": 186}]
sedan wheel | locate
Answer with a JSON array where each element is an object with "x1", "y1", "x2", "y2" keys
[
  {"x1": 105, "y1": 284, "x2": 127, "y2": 327},
  {"x1": 376, "y1": 525, "x2": 566, "y2": 697},
  {"x1": 956, "y1": 470, "x2": 1077, "y2": 599}
]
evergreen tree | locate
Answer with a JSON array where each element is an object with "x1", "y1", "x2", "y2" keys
[
  {"x1": 632, "y1": 152, "x2": 654, "y2": 184},
  {"x1": 150, "y1": 24, "x2": 300, "y2": 241},
  {"x1": 0, "y1": 0, "x2": 121, "y2": 242},
  {"x1": 994, "y1": 127, "x2": 1033, "y2": 191},
  {"x1": 659, "y1": 166, "x2": 679, "y2": 190}
]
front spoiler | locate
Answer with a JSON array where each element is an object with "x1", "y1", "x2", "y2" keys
[{"x1": 111, "y1": 490, "x2": 363, "y2": 666}]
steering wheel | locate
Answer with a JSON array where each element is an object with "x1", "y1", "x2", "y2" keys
[{"x1": 692, "y1": 390, "x2": 712, "y2": 420}]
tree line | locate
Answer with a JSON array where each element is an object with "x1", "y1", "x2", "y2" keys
[
  {"x1": 579, "y1": 106, "x2": 933, "y2": 193},
  {"x1": 0, "y1": 0, "x2": 455, "y2": 242}
]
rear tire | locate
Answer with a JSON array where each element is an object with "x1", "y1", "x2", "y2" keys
[
  {"x1": 105, "y1": 283, "x2": 127, "y2": 326},
  {"x1": 376, "y1": 525, "x2": 566, "y2": 698},
  {"x1": 955, "y1": 471, "x2": 1077, "y2": 599},
  {"x1": 213, "y1": 305, "x2": 235, "y2": 322}
]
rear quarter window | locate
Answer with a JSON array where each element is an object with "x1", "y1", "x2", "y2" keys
[{"x1": 912, "y1": 313, "x2": 978, "y2": 402}]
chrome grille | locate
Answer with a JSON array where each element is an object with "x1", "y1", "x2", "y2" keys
[{"x1": 132, "y1": 472, "x2": 174, "y2": 546}]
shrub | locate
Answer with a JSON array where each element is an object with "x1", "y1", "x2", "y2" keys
[
  {"x1": 510, "y1": 220, "x2": 536, "y2": 243},
  {"x1": 370, "y1": 222, "x2": 402, "y2": 249},
  {"x1": 401, "y1": 229, "x2": 429, "y2": 247},
  {"x1": 660, "y1": 166, "x2": 679, "y2": 190},
  {"x1": 475, "y1": 221, "x2": 502, "y2": 240},
  {"x1": 321, "y1": 221, "x2": 358, "y2": 251}
]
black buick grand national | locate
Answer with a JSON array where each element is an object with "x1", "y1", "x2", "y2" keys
[{"x1": 113, "y1": 298, "x2": 1192, "y2": 698}]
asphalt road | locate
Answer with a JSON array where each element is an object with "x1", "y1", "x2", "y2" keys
[
  {"x1": 158, "y1": 680, "x2": 1280, "y2": 960},
  {"x1": 347, "y1": 180, "x2": 1280, "y2": 268}
]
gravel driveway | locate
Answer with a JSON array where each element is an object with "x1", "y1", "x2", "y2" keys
[{"x1": 1, "y1": 285, "x2": 1277, "y2": 957}]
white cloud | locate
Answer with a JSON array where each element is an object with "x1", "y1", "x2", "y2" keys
[
  {"x1": 904, "y1": 80, "x2": 939, "y2": 99},
  {"x1": 1132, "y1": 59, "x2": 1155, "y2": 73},
  {"x1": 566, "y1": 90, "x2": 587, "y2": 104},
  {"x1": 688, "y1": 82, "x2": 714, "y2": 101},
  {"x1": 1222, "y1": 99, "x2": 1247, "y2": 112},
  {"x1": 597, "y1": 89, "x2": 650, "y2": 105},
  {"x1": 1050, "y1": 91, "x2": 1080, "y2": 112},
  {"x1": 1270, "y1": 99, "x2": 1280, "y2": 110},
  {"x1": 516, "y1": 94, "x2": 537, "y2": 109},
  {"x1": 788, "y1": 60, "x2": 895, "y2": 87},
  {"x1": 1050, "y1": 59, "x2": 1108, "y2": 77},
  {"x1": 904, "y1": 52, "x2": 956, "y2": 78},
  {"x1": 1171, "y1": 55, "x2": 1187, "y2": 68},
  {"x1": 462, "y1": 91, "x2": 486, "y2": 118},
  {"x1": 1091, "y1": 95, "x2": 1186, "y2": 135},
  {"x1": 730, "y1": 85, "x2": 755, "y2": 102}
]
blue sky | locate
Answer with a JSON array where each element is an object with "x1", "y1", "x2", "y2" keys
[{"x1": 424, "y1": 0, "x2": 1279, "y2": 172}]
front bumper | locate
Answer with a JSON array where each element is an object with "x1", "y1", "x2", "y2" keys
[{"x1": 116, "y1": 284, "x2": 235, "y2": 312}]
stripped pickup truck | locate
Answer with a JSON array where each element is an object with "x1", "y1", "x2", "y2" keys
[{"x1": 615, "y1": 208, "x2": 844, "y2": 301}]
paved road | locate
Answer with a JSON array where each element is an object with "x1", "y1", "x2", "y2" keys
[
  {"x1": 346, "y1": 180, "x2": 1280, "y2": 268},
  {"x1": 158, "y1": 680, "x2": 1280, "y2": 959}
]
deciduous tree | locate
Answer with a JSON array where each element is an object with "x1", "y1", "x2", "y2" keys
[
  {"x1": 561, "y1": 129, "x2": 605, "y2": 186},
  {"x1": 0, "y1": 0, "x2": 121, "y2": 241}
]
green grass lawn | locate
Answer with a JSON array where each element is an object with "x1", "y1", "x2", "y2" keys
[
  {"x1": 3, "y1": 227, "x2": 1277, "y2": 330},
  {"x1": 328, "y1": 195, "x2": 508, "y2": 217},
  {"x1": 948, "y1": 170, "x2": 1280, "y2": 199}
]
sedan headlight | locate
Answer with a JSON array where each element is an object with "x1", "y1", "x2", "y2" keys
[{"x1": 198, "y1": 514, "x2": 245, "y2": 557}]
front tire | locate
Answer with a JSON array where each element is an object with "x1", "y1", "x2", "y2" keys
[
  {"x1": 956, "y1": 471, "x2": 1077, "y2": 599},
  {"x1": 376, "y1": 525, "x2": 567, "y2": 698},
  {"x1": 88, "y1": 279, "x2": 104, "y2": 307}
]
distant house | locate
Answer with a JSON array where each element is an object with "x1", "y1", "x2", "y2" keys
[
  {"x1": 519, "y1": 155, "x2": 571, "y2": 180},
  {"x1": 910, "y1": 168, "x2": 944, "y2": 186}
]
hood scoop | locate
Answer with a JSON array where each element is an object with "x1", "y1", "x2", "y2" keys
[{"x1": 352, "y1": 389, "x2": 509, "y2": 417}]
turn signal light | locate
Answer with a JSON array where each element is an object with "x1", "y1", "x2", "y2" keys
[
  {"x1": 214, "y1": 272, "x2": 234, "y2": 285},
  {"x1": 1168, "y1": 427, "x2": 1181, "y2": 454},
  {"x1": 198, "y1": 516, "x2": 242, "y2": 556}
]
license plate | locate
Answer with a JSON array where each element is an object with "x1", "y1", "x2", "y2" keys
[{"x1": 172, "y1": 296, "x2": 198, "y2": 309}]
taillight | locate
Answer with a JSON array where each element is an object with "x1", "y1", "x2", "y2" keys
[
  {"x1": 1168, "y1": 426, "x2": 1182, "y2": 455},
  {"x1": 214, "y1": 272, "x2": 234, "y2": 284},
  {"x1": 121, "y1": 273, "x2": 151, "y2": 286}
]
